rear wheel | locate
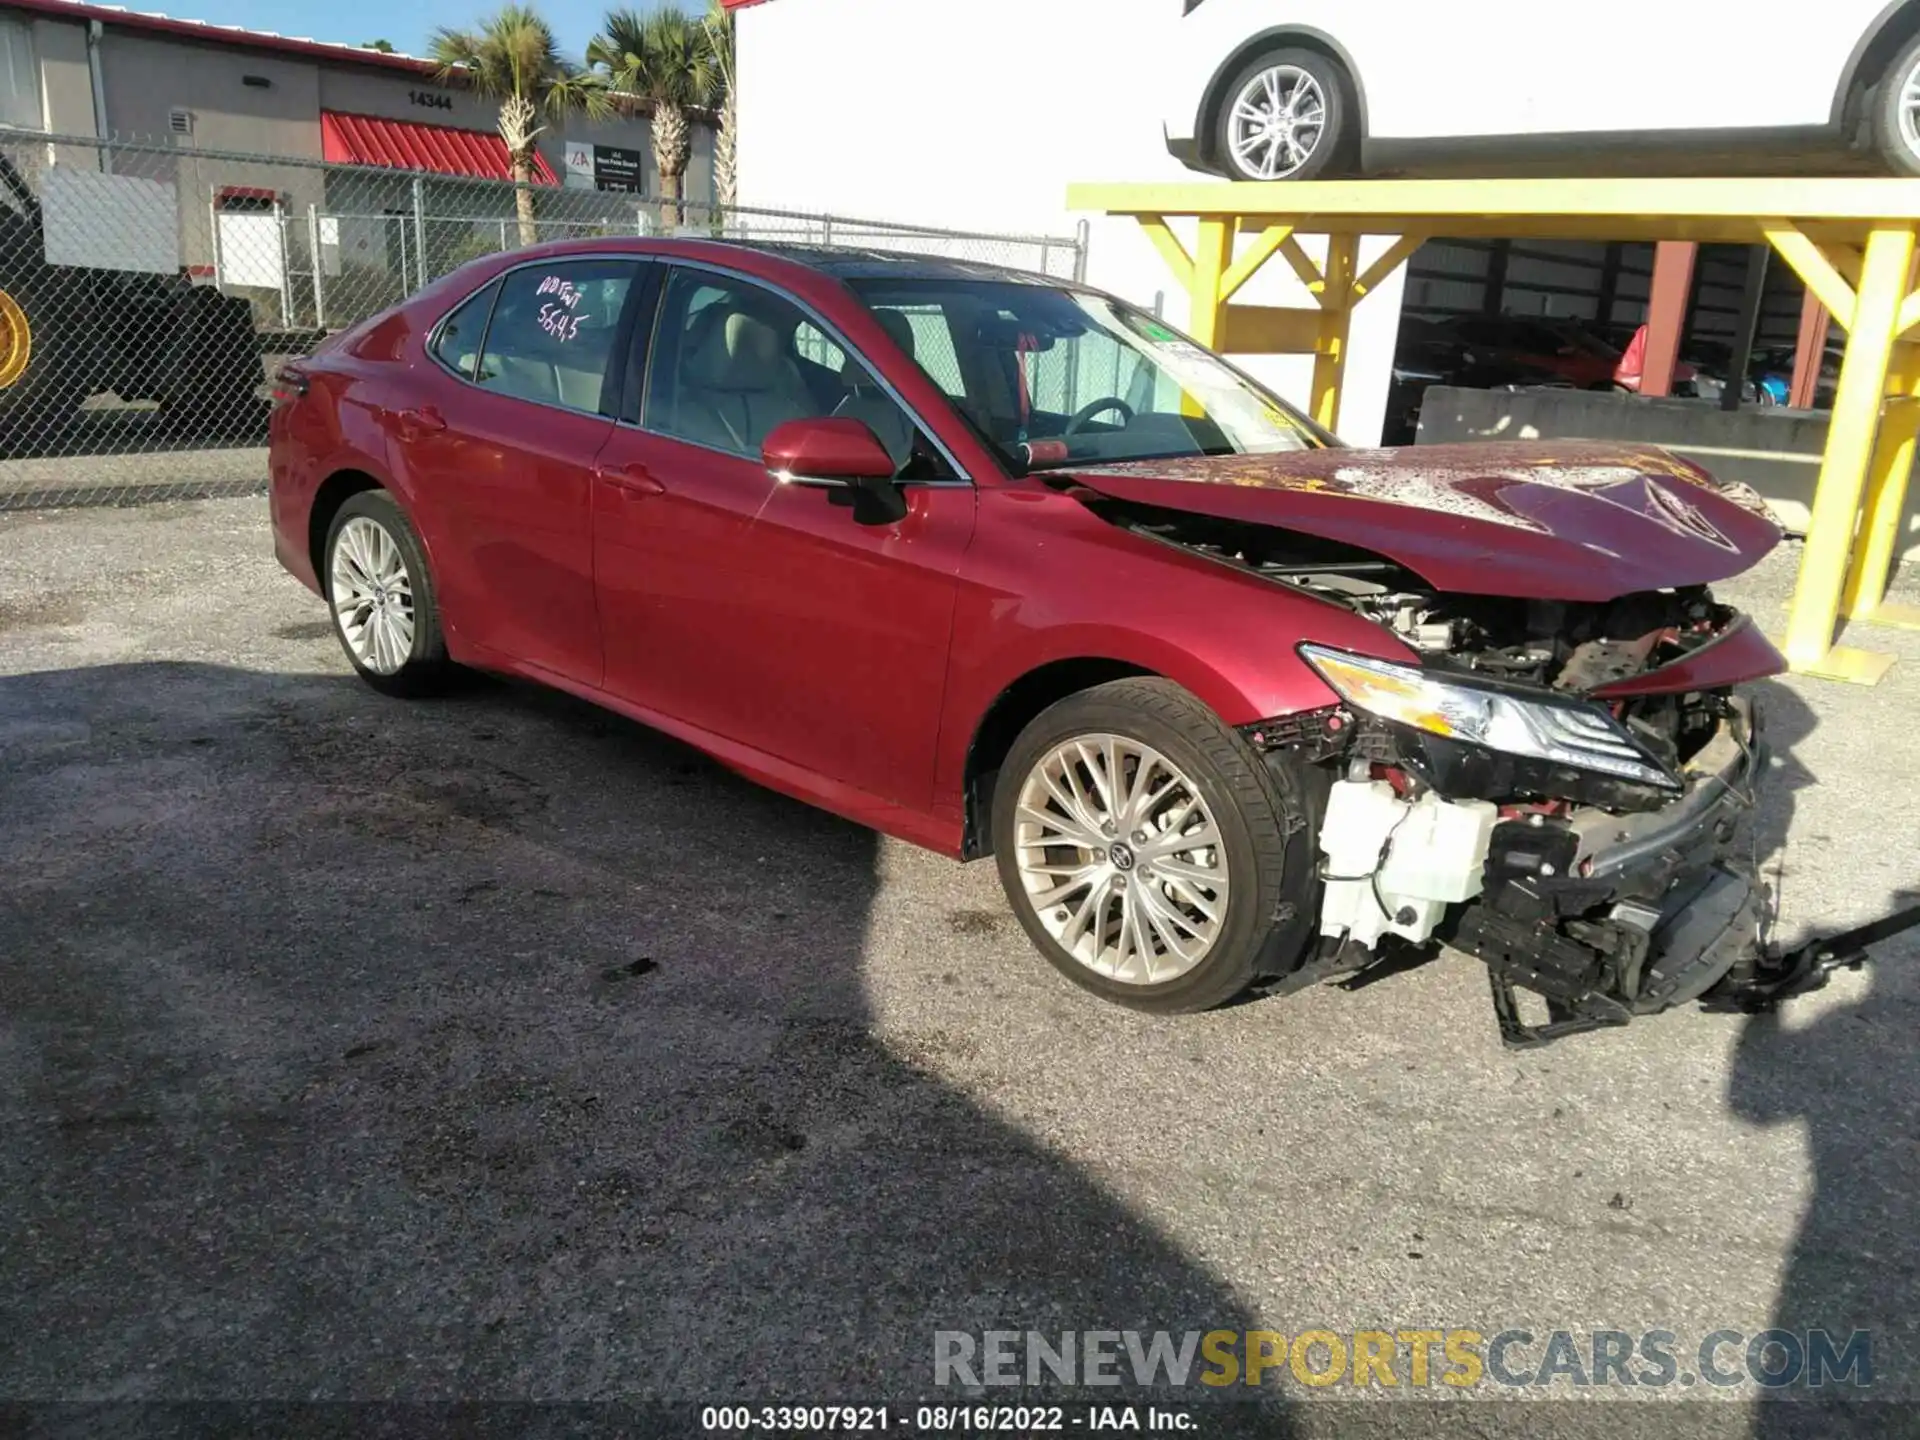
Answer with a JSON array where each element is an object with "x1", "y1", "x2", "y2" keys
[
  {"x1": 991, "y1": 678, "x2": 1322, "y2": 1013},
  {"x1": 1214, "y1": 47, "x2": 1351, "y2": 182},
  {"x1": 323, "y1": 490, "x2": 451, "y2": 697}
]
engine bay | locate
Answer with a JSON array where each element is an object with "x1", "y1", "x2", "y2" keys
[{"x1": 1093, "y1": 495, "x2": 1747, "y2": 782}]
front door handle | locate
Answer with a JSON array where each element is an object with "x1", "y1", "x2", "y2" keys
[
  {"x1": 596, "y1": 462, "x2": 666, "y2": 498},
  {"x1": 395, "y1": 405, "x2": 446, "y2": 439}
]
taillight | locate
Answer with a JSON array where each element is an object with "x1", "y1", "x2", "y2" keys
[{"x1": 271, "y1": 366, "x2": 309, "y2": 404}]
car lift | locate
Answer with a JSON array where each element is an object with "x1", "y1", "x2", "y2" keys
[
  {"x1": 1069, "y1": 176, "x2": 1920, "y2": 1042},
  {"x1": 1066, "y1": 175, "x2": 1920, "y2": 686}
]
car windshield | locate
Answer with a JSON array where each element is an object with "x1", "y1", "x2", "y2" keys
[{"x1": 846, "y1": 278, "x2": 1332, "y2": 471}]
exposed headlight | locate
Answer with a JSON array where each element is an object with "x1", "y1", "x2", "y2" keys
[{"x1": 1300, "y1": 645, "x2": 1678, "y2": 789}]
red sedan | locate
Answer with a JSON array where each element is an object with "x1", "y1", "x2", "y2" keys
[{"x1": 270, "y1": 237, "x2": 1795, "y2": 1043}]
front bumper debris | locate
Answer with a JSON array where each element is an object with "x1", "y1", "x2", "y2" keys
[
  {"x1": 1266, "y1": 688, "x2": 1920, "y2": 1046},
  {"x1": 1404, "y1": 696, "x2": 1914, "y2": 1046}
]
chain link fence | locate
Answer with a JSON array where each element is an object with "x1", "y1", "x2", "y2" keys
[{"x1": 0, "y1": 128, "x2": 1086, "y2": 511}]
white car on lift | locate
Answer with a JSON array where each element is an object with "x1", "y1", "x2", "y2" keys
[{"x1": 1164, "y1": 0, "x2": 1920, "y2": 181}]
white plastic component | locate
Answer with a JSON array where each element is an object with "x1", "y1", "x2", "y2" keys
[{"x1": 1318, "y1": 781, "x2": 1500, "y2": 950}]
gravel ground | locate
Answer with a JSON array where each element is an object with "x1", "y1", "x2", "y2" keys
[
  {"x1": 0, "y1": 441, "x2": 266, "y2": 511},
  {"x1": 1, "y1": 498, "x2": 1917, "y2": 1438}
]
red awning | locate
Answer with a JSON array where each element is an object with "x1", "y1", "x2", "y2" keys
[{"x1": 320, "y1": 111, "x2": 559, "y2": 185}]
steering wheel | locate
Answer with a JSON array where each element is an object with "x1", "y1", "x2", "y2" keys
[{"x1": 1063, "y1": 397, "x2": 1135, "y2": 435}]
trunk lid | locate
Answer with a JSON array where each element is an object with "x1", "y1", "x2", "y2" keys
[{"x1": 1068, "y1": 439, "x2": 1781, "y2": 601}]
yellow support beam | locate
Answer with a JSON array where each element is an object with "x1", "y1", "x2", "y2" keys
[
  {"x1": 1828, "y1": 243, "x2": 1866, "y2": 290},
  {"x1": 1217, "y1": 305, "x2": 1323, "y2": 355},
  {"x1": 1841, "y1": 393, "x2": 1920, "y2": 628},
  {"x1": 1764, "y1": 222, "x2": 1858, "y2": 330},
  {"x1": 1310, "y1": 235, "x2": 1359, "y2": 432},
  {"x1": 1069, "y1": 176, "x2": 1920, "y2": 238},
  {"x1": 1219, "y1": 223, "x2": 1296, "y2": 303},
  {"x1": 1352, "y1": 235, "x2": 1425, "y2": 300},
  {"x1": 1136, "y1": 215, "x2": 1194, "y2": 289},
  {"x1": 1783, "y1": 222, "x2": 1912, "y2": 682},
  {"x1": 1277, "y1": 234, "x2": 1328, "y2": 300}
]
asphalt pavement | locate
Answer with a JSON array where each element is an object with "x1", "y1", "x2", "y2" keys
[{"x1": 2, "y1": 497, "x2": 1918, "y2": 1439}]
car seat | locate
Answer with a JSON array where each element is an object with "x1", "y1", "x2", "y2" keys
[{"x1": 674, "y1": 308, "x2": 815, "y2": 454}]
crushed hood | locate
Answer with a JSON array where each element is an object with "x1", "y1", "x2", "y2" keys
[{"x1": 1069, "y1": 440, "x2": 1782, "y2": 601}]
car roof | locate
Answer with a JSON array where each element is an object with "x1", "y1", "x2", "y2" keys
[{"x1": 527, "y1": 235, "x2": 1078, "y2": 289}]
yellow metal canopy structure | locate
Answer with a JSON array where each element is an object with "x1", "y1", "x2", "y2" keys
[{"x1": 1066, "y1": 176, "x2": 1920, "y2": 684}]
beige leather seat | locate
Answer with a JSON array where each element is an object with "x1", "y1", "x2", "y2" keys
[
  {"x1": 673, "y1": 310, "x2": 815, "y2": 454},
  {"x1": 485, "y1": 353, "x2": 605, "y2": 412}
]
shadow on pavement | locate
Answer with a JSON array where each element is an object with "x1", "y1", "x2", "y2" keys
[
  {"x1": 1731, "y1": 679, "x2": 1920, "y2": 1437},
  {"x1": 1729, "y1": 884, "x2": 1920, "y2": 1440},
  {"x1": 0, "y1": 660, "x2": 1282, "y2": 1425}
]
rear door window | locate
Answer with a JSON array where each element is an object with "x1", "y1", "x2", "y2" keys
[{"x1": 473, "y1": 260, "x2": 639, "y2": 414}]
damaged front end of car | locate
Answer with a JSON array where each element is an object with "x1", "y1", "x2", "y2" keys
[
  {"x1": 1239, "y1": 581, "x2": 1913, "y2": 1045},
  {"x1": 1062, "y1": 445, "x2": 1920, "y2": 1044},
  {"x1": 1228, "y1": 577, "x2": 1781, "y2": 1043}
]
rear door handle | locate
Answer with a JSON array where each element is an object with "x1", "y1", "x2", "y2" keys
[
  {"x1": 395, "y1": 405, "x2": 446, "y2": 439},
  {"x1": 595, "y1": 462, "x2": 666, "y2": 498}
]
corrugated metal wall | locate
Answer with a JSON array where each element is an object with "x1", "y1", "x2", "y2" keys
[{"x1": 1401, "y1": 238, "x2": 1806, "y2": 352}]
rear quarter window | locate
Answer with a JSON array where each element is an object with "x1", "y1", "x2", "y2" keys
[{"x1": 430, "y1": 279, "x2": 500, "y2": 379}]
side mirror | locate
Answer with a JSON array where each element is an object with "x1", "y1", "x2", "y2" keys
[{"x1": 762, "y1": 417, "x2": 907, "y2": 525}]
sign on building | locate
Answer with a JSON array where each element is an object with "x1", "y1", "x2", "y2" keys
[
  {"x1": 563, "y1": 141, "x2": 595, "y2": 189},
  {"x1": 563, "y1": 141, "x2": 647, "y2": 194},
  {"x1": 591, "y1": 144, "x2": 644, "y2": 193}
]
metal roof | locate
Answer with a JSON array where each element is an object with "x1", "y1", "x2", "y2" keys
[
  {"x1": 321, "y1": 112, "x2": 560, "y2": 185},
  {"x1": 0, "y1": 0, "x2": 441, "y2": 75}
]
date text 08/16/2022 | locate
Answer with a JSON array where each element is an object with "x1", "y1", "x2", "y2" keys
[{"x1": 701, "y1": 1405, "x2": 1192, "y2": 1432}]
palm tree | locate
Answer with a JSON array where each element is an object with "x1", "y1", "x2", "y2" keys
[
  {"x1": 430, "y1": 5, "x2": 612, "y2": 246},
  {"x1": 703, "y1": 0, "x2": 736, "y2": 209},
  {"x1": 590, "y1": 7, "x2": 719, "y2": 231}
]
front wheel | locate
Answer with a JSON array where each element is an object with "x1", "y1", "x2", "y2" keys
[{"x1": 991, "y1": 678, "x2": 1323, "y2": 1014}]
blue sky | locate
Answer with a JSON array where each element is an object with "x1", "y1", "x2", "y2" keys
[{"x1": 166, "y1": 0, "x2": 681, "y2": 60}]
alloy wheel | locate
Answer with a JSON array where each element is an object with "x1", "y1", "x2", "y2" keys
[
  {"x1": 1227, "y1": 64, "x2": 1326, "y2": 180},
  {"x1": 1011, "y1": 734, "x2": 1231, "y2": 986},
  {"x1": 330, "y1": 514, "x2": 416, "y2": 675},
  {"x1": 1900, "y1": 57, "x2": 1920, "y2": 162}
]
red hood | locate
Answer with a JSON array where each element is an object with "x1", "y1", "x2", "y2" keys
[{"x1": 1069, "y1": 440, "x2": 1781, "y2": 602}]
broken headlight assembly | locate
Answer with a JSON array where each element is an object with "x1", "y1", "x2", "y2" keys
[{"x1": 1298, "y1": 645, "x2": 1678, "y2": 790}]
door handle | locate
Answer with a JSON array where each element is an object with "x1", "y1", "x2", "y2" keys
[
  {"x1": 395, "y1": 405, "x2": 446, "y2": 439},
  {"x1": 595, "y1": 462, "x2": 666, "y2": 498}
]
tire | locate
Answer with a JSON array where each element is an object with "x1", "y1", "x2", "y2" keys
[
  {"x1": 322, "y1": 490, "x2": 452, "y2": 697},
  {"x1": 1213, "y1": 47, "x2": 1351, "y2": 182},
  {"x1": 1873, "y1": 31, "x2": 1920, "y2": 176},
  {"x1": 991, "y1": 678, "x2": 1323, "y2": 1014},
  {"x1": 0, "y1": 271, "x2": 90, "y2": 454}
]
